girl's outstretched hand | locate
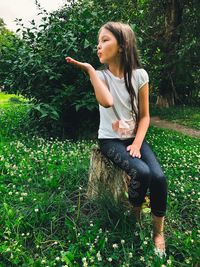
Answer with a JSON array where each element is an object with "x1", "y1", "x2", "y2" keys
[
  {"x1": 65, "y1": 57, "x2": 93, "y2": 74},
  {"x1": 127, "y1": 143, "x2": 141, "y2": 158}
]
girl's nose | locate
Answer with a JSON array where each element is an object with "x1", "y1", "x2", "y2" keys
[{"x1": 97, "y1": 43, "x2": 101, "y2": 50}]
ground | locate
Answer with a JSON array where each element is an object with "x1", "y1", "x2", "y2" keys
[{"x1": 150, "y1": 116, "x2": 200, "y2": 138}]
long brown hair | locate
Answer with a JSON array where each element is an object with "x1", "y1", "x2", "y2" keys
[{"x1": 99, "y1": 22, "x2": 142, "y2": 121}]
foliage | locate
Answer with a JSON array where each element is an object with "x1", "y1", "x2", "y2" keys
[
  {"x1": 136, "y1": 0, "x2": 200, "y2": 105},
  {"x1": 0, "y1": 0, "x2": 142, "y2": 138},
  {"x1": 0, "y1": 104, "x2": 199, "y2": 266},
  {"x1": 0, "y1": 0, "x2": 200, "y2": 137},
  {"x1": 0, "y1": 19, "x2": 23, "y2": 87}
]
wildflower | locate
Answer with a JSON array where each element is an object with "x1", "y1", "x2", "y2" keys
[
  {"x1": 108, "y1": 258, "x2": 112, "y2": 262},
  {"x1": 167, "y1": 259, "x2": 172, "y2": 265},
  {"x1": 82, "y1": 258, "x2": 87, "y2": 263},
  {"x1": 8, "y1": 192, "x2": 12, "y2": 195},
  {"x1": 121, "y1": 239, "x2": 125, "y2": 244},
  {"x1": 140, "y1": 256, "x2": 145, "y2": 262},
  {"x1": 89, "y1": 256, "x2": 94, "y2": 263},
  {"x1": 143, "y1": 240, "x2": 148, "y2": 245},
  {"x1": 34, "y1": 208, "x2": 39, "y2": 212},
  {"x1": 128, "y1": 252, "x2": 133, "y2": 258},
  {"x1": 112, "y1": 243, "x2": 118, "y2": 249},
  {"x1": 185, "y1": 259, "x2": 190, "y2": 264},
  {"x1": 96, "y1": 251, "x2": 102, "y2": 261},
  {"x1": 19, "y1": 197, "x2": 23, "y2": 201},
  {"x1": 55, "y1": 257, "x2": 60, "y2": 261}
]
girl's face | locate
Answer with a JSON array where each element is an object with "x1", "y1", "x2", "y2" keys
[{"x1": 97, "y1": 28, "x2": 120, "y2": 64}]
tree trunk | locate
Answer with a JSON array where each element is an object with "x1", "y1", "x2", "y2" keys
[
  {"x1": 86, "y1": 146, "x2": 131, "y2": 203},
  {"x1": 156, "y1": 0, "x2": 183, "y2": 107}
]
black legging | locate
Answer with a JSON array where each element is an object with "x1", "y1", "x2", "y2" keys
[{"x1": 98, "y1": 138, "x2": 167, "y2": 217}]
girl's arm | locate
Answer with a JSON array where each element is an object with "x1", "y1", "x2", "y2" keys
[
  {"x1": 65, "y1": 57, "x2": 113, "y2": 108},
  {"x1": 127, "y1": 83, "x2": 150, "y2": 158}
]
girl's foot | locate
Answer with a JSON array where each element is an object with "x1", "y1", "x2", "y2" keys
[
  {"x1": 153, "y1": 231, "x2": 166, "y2": 258},
  {"x1": 152, "y1": 214, "x2": 166, "y2": 257}
]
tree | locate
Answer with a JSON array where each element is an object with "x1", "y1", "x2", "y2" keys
[
  {"x1": 139, "y1": 0, "x2": 200, "y2": 107},
  {"x1": 0, "y1": 19, "x2": 22, "y2": 87}
]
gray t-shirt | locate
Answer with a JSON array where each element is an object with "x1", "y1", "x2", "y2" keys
[{"x1": 96, "y1": 68, "x2": 149, "y2": 139}]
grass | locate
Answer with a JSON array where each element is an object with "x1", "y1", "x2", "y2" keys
[
  {"x1": 0, "y1": 96, "x2": 199, "y2": 266},
  {"x1": 0, "y1": 92, "x2": 27, "y2": 106},
  {"x1": 150, "y1": 104, "x2": 200, "y2": 130}
]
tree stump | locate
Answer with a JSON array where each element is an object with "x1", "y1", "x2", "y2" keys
[{"x1": 86, "y1": 146, "x2": 131, "y2": 203}]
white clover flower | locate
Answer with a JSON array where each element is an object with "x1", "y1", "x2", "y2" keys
[
  {"x1": 34, "y1": 208, "x2": 39, "y2": 212},
  {"x1": 140, "y1": 256, "x2": 145, "y2": 262},
  {"x1": 19, "y1": 197, "x2": 24, "y2": 201},
  {"x1": 82, "y1": 257, "x2": 87, "y2": 263},
  {"x1": 167, "y1": 259, "x2": 172, "y2": 265},
  {"x1": 107, "y1": 257, "x2": 112, "y2": 262},
  {"x1": 55, "y1": 257, "x2": 60, "y2": 261},
  {"x1": 8, "y1": 192, "x2": 13, "y2": 195},
  {"x1": 143, "y1": 240, "x2": 148, "y2": 245},
  {"x1": 112, "y1": 243, "x2": 118, "y2": 249},
  {"x1": 121, "y1": 239, "x2": 125, "y2": 244},
  {"x1": 96, "y1": 251, "x2": 102, "y2": 261},
  {"x1": 41, "y1": 259, "x2": 46, "y2": 264},
  {"x1": 128, "y1": 252, "x2": 133, "y2": 258},
  {"x1": 90, "y1": 223, "x2": 94, "y2": 227}
]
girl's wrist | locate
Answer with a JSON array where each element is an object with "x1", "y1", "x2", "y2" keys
[{"x1": 88, "y1": 66, "x2": 95, "y2": 76}]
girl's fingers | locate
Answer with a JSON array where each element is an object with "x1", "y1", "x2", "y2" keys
[
  {"x1": 130, "y1": 150, "x2": 141, "y2": 158},
  {"x1": 127, "y1": 145, "x2": 131, "y2": 151},
  {"x1": 65, "y1": 57, "x2": 73, "y2": 63},
  {"x1": 65, "y1": 57, "x2": 80, "y2": 65}
]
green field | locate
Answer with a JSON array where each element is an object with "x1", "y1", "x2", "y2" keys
[{"x1": 0, "y1": 95, "x2": 199, "y2": 266}]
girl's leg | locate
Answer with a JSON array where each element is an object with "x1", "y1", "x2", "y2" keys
[
  {"x1": 140, "y1": 140, "x2": 167, "y2": 217},
  {"x1": 140, "y1": 140, "x2": 167, "y2": 255},
  {"x1": 98, "y1": 138, "x2": 152, "y2": 209}
]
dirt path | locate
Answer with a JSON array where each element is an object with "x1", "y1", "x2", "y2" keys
[{"x1": 150, "y1": 116, "x2": 200, "y2": 138}]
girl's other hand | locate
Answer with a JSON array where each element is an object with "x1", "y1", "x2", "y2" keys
[
  {"x1": 127, "y1": 143, "x2": 141, "y2": 158},
  {"x1": 65, "y1": 57, "x2": 93, "y2": 74}
]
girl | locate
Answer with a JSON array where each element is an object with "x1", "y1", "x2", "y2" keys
[{"x1": 65, "y1": 21, "x2": 167, "y2": 257}]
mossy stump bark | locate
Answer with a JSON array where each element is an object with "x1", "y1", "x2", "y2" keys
[{"x1": 86, "y1": 146, "x2": 131, "y2": 203}]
